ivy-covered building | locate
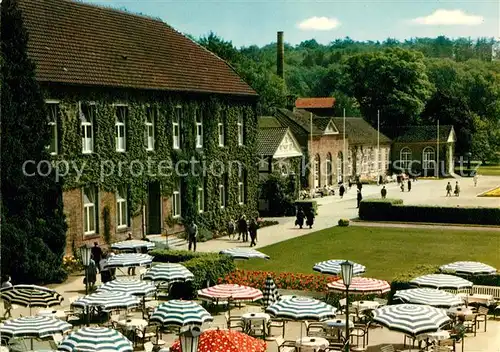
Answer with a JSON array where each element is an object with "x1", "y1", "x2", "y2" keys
[{"x1": 19, "y1": 0, "x2": 258, "y2": 252}]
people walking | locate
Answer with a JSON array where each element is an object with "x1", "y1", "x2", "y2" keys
[
  {"x1": 305, "y1": 208, "x2": 315, "y2": 229},
  {"x1": 91, "y1": 242, "x2": 103, "y2": 272},
  {"x1": 227, "y1": 219, "x2": 236, "y2": 240},
  {"x1": 454, "y1": 181, "x2": 460, "y2": 197},
  {"x1": 400, "y1": 181, "x2": 405, "y2": 192},
  {"x1": 1, "y1": 275, "x2": 13, "y2": 318},
  {"x1": 187, "y1": 220, "x2": 198, "y2": 252},
  {"x1": 86, "y1": 256, "x2": 98, "y2": 290},
  {"x1": 356, "y1": 189, "x2": 363, "y2": 208},
  {"x1": 99, "y1": 253, "x2": 111, "y2": 284},
  {"x1": 473, "y1": 174, "x2": 478, "y2": 187},
  {"x1": 446, "y1": 182, "x2": 452, "y2": 197},
  {"x1": 339, "y1": 184, "x2": 345, "y2": 199},
  {"x1": 125, "y1": 233, "x2": 136, "y2": 275},
  {"x1": 296, "y1": 207, "x2": 305, "y2": 229},
  {"x1": 381, "y1": 186, "x2": 387, "y2": 199},
  {"x1": 407, "y1": 179, "x2": 412, "y2": 192},
  {"x1": 249, "y1": 218, "x2": 258, "y2": 247},
  {"x1": 238, "y1": 215, "x2": 248, "y2": 242}
]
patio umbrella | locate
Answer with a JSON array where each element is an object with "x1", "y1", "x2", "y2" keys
[
  {"x1": 262, "y1": 276, "x2": 280, "y2": 306},
  {"x1": 439, "y1": 261, "x2": 497, "y2": 275},
  {"x1": 327, "y1": 277, "x2": 390, "y2": 294},
  {"x1": 169, "y1": 328, "x2": 266, "y2": 352},
  {"x1": 110, "y1": 240, "x2": 155, "y2": 251},
  {"x1": 58, "y1": 327, "x2": 133, "y2": 352},
  {"x1": 410, "y1": 274, "x2": 473, "y2": 290},
  {"x1": 0, "y1": 285, "x2": 64, "y2": 312},
  {"x1": 0, "y1": 316, "x2": 72, "y2": 339},
  {"x1": 197, "y1": 284, "x2": 263, "y2": 302},
  {"x1": 142, "y1": 263, "x2": 194, "y2": 283},
  {"x1": 104, "y1": 253, "x2": 153, "y2": 269},
  {"x1": 394, "y1": 288, "x2": 463, "y2": 308},
  {"x1": 149, "y1": 300, "x2": 213, "y2": 327},
  {"x1": 266, "y1": 296, "x2": 337, "y2": 321},
  {"x1": 372, "y1": 304, "x2": 451, "y2": 337},
  {"x1": 219, "y1": 248, "x2": 270, "y2": 260},
  {"x1": 71, "y1": 291, "x2": 140, "y2": 311},
  {"x1": 313, "y1": 260, "x2": 366, "y2": 276},
  {"x1": 97, "y1": 279, "x2": 156, "y2": 297}
]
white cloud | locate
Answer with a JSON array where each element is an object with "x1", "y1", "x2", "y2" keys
[
  {"x1": 411, "y1": 9, "x2": 483, "y2": 26},
  {"x1": 298, "y1": 16, "x2": 341, "y2": 31}
]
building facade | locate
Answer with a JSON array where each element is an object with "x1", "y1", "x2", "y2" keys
[{"x1": 19, "y1": 0, "x2": 258, "y2": 253}]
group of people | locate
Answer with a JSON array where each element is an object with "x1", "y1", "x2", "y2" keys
[
  {"x1": 295, "y1": 207, "x2": 315, "y2": 229},
  {"x1": 228, "y1": 215, "x2": 260, "y2": 246},
  {"x1": 446, "y1": 181, "x2": 461, "y2": 197},
  {"x1": 399, "y1": 179, "x2": 413, "y2": 192}
]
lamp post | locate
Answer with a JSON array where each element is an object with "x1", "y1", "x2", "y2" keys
[
  {"x1": 466, "y1": 152, "x2": 472, "y2": 172},
  {"x1": 179, "y1": 326, "x2": 201, "y2": 352},
  {"x1": 341, "y1": 260, "x2": 354, "y2": 352},
  {"x1": 79, "y1": 245, "x2": 92, "y2": 295}
]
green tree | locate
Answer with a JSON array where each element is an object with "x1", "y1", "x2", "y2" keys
[{"x1": 1, "y1": 0, "x2": 67, "y2": 283}]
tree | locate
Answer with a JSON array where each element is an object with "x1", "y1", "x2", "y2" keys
[{"x1": 1, "y1": 0, "x2": 67, "y2": 283}]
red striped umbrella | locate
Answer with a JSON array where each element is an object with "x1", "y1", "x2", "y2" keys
[
  {"x1": 197, "y1": 284, "x2": 263, "y2": 302},
  {"x1": 327, "y1": 277, "x2": 390, "y2": 294},
  {"x1": 170, "y1": 328, "x2": 266, "y2": 352}
]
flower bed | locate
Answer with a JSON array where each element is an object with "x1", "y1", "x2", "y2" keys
[
  {"x1": 218, "y1": 269, "x2": 339, "y2": 293},
  {"x1": 62, "y1": 255, "x2": 83, "y2": 274}
]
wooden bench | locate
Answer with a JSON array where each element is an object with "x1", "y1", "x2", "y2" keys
[{"x1": 472, "y1": 285, "x2": 500, "y2": 300}]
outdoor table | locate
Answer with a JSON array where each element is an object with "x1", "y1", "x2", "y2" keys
[
  {"x1": 295, "y1": 336, "x2": 329, "y2": 352},
  {"x1": 36, "y1": 309, "x2": 67, "y2": 320},
  {"x1": 323, "y1": 318, "x2": 350, "y2": 329},
  {"x1": 457, "y1": 293, "x2": 495, "y2": 306},
  {"x1": 351, "y1": 300, "x2": 379, "y2": 311},
  {"x1": 117, "y1": 318, "x2": 148, "y2": 331},
  {"x1": 447, "y1": 306, "x2": 474, "y2": 317},
  {"x1": 242, "y1": 312, "x2": 270, "y2": 337}
]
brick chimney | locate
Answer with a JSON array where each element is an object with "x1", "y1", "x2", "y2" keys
[{"x1": 277, "y1": 31, "x2": 284, "y2": 79}]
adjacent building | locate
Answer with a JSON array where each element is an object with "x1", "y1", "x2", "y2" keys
[{"x1": 19, "y1": 0, "x2": 258, "y2": 253}]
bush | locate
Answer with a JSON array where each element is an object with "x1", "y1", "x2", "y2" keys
[
  {"x1": 150, "y1": 249, "x2": 202, "y2": 263},
  {"x1": 358, "y1": 199, "x2": 403, "y2": 220},
  {"x1": 295, "y1": 200, "x2": 318, "y2": 215},
  {"x1": 198, "y1": 228, "x2": 213, "y2": 242},
  {"x1": 338, "y1": 219, "x2": 349, "y2": 227},
  {"x1": 257, "y1": 220, "x2": 279, "y2": 228}
]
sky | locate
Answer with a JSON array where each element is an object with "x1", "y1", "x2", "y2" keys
[{"x1": 83, "y1": 0, "x2": 500, "y2": 48}]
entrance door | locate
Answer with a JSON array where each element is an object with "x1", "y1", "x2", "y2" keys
[{"x1": 147, "y1": 182, "x2": 161, "y2": 234}]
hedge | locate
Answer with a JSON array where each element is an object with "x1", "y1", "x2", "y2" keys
[
  {"x1": 150, "y1": 249, "x2": 202, "y2": 263},
  {"x1": 359, "y1": 199, "x2": 500, "y2": 225},
  {"x1": 295, "y1": 200, "x2": 318, "y2": 215}
]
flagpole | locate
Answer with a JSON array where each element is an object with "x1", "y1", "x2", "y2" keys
[
  {"x1": 343, "y1": 108, "x2": 346, "y2": 183},
  {"x1": 436, "y1": 119, "x2": 440, "y2": 178},
  {"x1": 310, "y1": 112, "x2": 313, "y2": 187},
  {"x1": 377, "y1": 110, "x2": 380, "y2": 183}
]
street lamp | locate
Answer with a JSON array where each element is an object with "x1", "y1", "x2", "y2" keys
[
  {"x1": 341, "y1": 260, "x2": 354, "y2": 352},
  {"x1": 79, "y1": 245, "x2": 92, "y2": 295},
  {"x1": 466, "y1": 152, "x2": 472, "y2": 171},
  {"x1": 179, "y1": 326, "x2": 201, "y2": 352}
]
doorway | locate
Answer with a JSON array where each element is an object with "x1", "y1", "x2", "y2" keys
[{"x1": 147, "y1": 182, "x2": 161, "y2": 234}]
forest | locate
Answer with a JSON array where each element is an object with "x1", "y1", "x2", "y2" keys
[{"x1": 198, "y1": 34, "x2": 500, "y2": 162}]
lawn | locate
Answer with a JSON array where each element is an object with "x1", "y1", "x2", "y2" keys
[
  {"x1": 238, "y1": 226, "x2": 500, "y2": 280},
  {"x1": 478, "y1": 165, "x2": 500, "y2": 176}
]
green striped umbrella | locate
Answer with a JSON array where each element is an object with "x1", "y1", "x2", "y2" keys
[
  {"x1": 0, "y1": 285, "x2": 63, "y2": 310},
  {"x1": 71, "y1": 291, "x2": 140, "y2": 311},
  {"x1": 142, "y1": 263, "x2": 194, "y2": 283},
  {"x1": 97, "y1": 279, "x2": 156, "y2": 297},
  {"x1": 149, "y1": 300, "x2": 213, "y2": 327},
  {"x1": 58, "y1": 327, "x2": 132, "y2": 352},
  {"x1": 0, "y1": 316, "x2": 72, "y2": 339}
]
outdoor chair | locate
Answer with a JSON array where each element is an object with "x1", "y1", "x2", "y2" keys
[
  {"x1": 144, "y1": 342, "x2": 154, "y2": 352},
  {"x1": 305, "y1": 320, "x2": 327, "y2": 337},
  {"x1": 224, "y1": 312, "x2": 244, "y2": 331},
  {"x1": 326, "y1": 341, "x2": 347, "y2": 351},
  {"x1": 48, "y1": 333, "x2": 63, "y2": 349},
  {"x1": 494, "y1": 302, "x2": 500, "y2": 319},
  {"x1": 431, "y1": 346, "x2": 453, "y2": 352},
  {"x1": 134, "y1": 324, "x2": 157, "y2": 346},
  {"x1": 274, "y1": 336, "x2": 296, "y2": 352},
  {"x1": 437, "y1": 338, "x2": 456, "y2": 352},
  {"x1": 267, "y1": 318, "x2": 286, "y2": 338},
  {"x1": 475, "y1": 306, "x2": 489, "y2": 333},
  {"x1": 463, "y1": 314, "x2": 477, "y2": 336},
  {"x1": 349, "y1": 324, "x2": 368, "y2": 348},
  {"x1": 247, "y1": 318, "x2": 267, "y2": 339}
]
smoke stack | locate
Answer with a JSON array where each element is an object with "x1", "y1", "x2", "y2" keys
[{"x1": 277, "y1": 31, "x2": 284, "y2": 79}]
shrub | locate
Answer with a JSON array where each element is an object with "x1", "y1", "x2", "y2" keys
[
  {"x1": 198, "y1": 228, "x2": 213, "y2": 242},
  {"x1": 258, "y1": 220, "x2": 279, "y2": 228},
  {"x1": 358, "y1": 199, "x2": 403, "y2": 220},
  {"x1": 62, "y1": 255, "x2": 83, "y2": 274},
  {"x1": 338, "y1": 219, "x2": 349, "y2": 227},
  {"x1": 150, "y1": 249, "x2": 202, "y2": 263}
]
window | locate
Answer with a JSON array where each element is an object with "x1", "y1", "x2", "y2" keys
[
  {"x1": 46, "y1": 102, "x2": 59, "y2": 155},
  {"x1": 400, "y1": 147, "x2": 412, "y2": 170},
  {"x1": 173, "y1": 107, "x2": 181, "y2": 150},
  {"x1": 116, "y1": 186, "x2": 128, "y2": 229},
  {"x1": 115, "y1": 106, "x2": 127, "y2": 152},
  {"x1": 145, "y1": 107, "x2": 155, "y2": 151},
  {"x1": 83, "y1": 186, "x2": 97, "y2": 235},
  {"x1": 218, "y1": 121, "x2": 225, "y2": 147},
  {"x1": 80, "y1": 102, "x2": 95, "y2": 154},
  {"x1": 172, "y1": 180, "x2": 181, "y2": 218},
  {"x1": 369, "y1": 148, "x2": 375, "y2": 172},
  {"x1": 197, "y1": 182, "x2": 205, "y2": 213},
  {"x1": 238, "y1": 169, "x2": 245, "y2": 205},
  {"x1": 422, "y1": 147, "x2": 435, "y2": 170},
  {"x1": 337, "y1": 152, "x2": 343, "y2": 183},
  {"x1": 195, "y1": 108, "x2": 203, "y2": 148},
  {"x1": 314, "y1": 154, "x2": 320, "y2": 188},
  {"x1": 219, "y1": 177, "x2": 226, "y2": 209},
  {"x1": 326, "y1": 153, "x2": 333, "y2": 185},
  {"x1": 237, "y1": 114, "x2": 244, "y2": 146}
]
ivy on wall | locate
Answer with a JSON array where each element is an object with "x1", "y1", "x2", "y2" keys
[{"x1": 44, "y1": 85, "x2": 258, "y2": 233}]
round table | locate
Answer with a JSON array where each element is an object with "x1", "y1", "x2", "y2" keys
[
  {"x1": 416, "y1": 331, "x2": 450, "y2": 342},
  {"x1": 457, "y1": 293, "x2": 495, "y2": 306},
  {"x1": 447, "y1": 306, "x2": 474, "y2": 317},
  {"x1": 351, "y1": 300, "x2": 379, "y2": 311},
  {"x1": 117, "y1": 318, "x2": 148, "y2": 331},
  {"x1": 36, "y1": 309, "x2": 67, "y2": 320},
  {"x1": 295, "y1": 336, "x2": 329, "y2": 351},
  {"x1": 242, "y1": 312, "x2": 270, "y2": 323},
  {"x1": 324, "y1": 318, "x2": 350, "y2": 329}
]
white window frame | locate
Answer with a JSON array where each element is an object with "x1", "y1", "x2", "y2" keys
[
  {"x1": 145, "y1": 107, "x2": 155, "y2": 151},
  {"x1": 237, "y1": 114, "x2": 244, "y2": 146},
  {"x1": 219, "y1": 183, "x2": 225, "y2": 209},
  {"x1": 116, "y1": 186, "x2": 128, "y2": 229},
  {"x1": 115, "y1": 105, "x2": 127, "y2": 152},
  {"x1": 218, "y1": 122, "x2": 225, "y2": 147},
  {"x1": 197, "y1": 185, "x2": 204, "y2": 213},
  {"x1": 400, "y1": 147, "x2": 412, "y2": 170},
  {"x1": 173, "y1": 106, "x2": 181, "y2": 150},
  {"x1": 46, "y1": 101, "x2": 59, "y2": 155},
  {"x1": 195, "y1": 108, "x2": 203, "y2": 149},
  {"x1": 238, "y1": 170, "x2": 245, "y2": 205},
  {"x1": 80, "y1": 102, "x2": 95, "y2": 154},
  {"x1": 422, "y1": 147, "x2": 435, "y2": 170},
  {"x1": 172, "y1": 181, "x2": 181, "y2": 218},
  {"x1": 83, "y1": 186, "x2": 97, "y2": 235}
]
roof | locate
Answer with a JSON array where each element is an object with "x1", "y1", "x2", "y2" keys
[
  {"x1": 257, "y1": 128, "x2": 288, "y2": 156},
  {"x1": 331, "y1": 117, "x2": 391, "y2": 144},
  {"x1": 258, "y1": 116, "x2": 283, "y2": 129},
  {"x1": 18, "y1": 0, "x2": 257, "y2": 96},
  {"x1": 295, "y1": 97, "x2": 336, "y2": 109},
  {"x1": 392, "y1": 125, "x2": 454, "y2": 143},
  {"x1": 276, "y1": 108, "x2": 324, "y2": 137}
]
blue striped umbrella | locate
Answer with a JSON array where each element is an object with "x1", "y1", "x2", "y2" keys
[
  {"x1": 0, "y1": 316, "x2": 72, "y2": 339},
  {"x1": 410, "y1": 274, "x2": 473, "y2": 290},
  {"x1": 104, "y1": 253, "x2": 153, "y2": 269},
  {"x1": 97, "y1": 279, "x2": 156, "y2": 297},
  {"x1": 149, "y1": 300, "x2": 213, "y2": 327},
  {"x1": 110, "y1": 240, "x2": 155, "y2": 251},
  {"x1": 58, "y1": 327, "x2": 132, "y2": 352},
  {"x1": 265, "y1": 296, "x2": 337, "y2": 321},
  {"x1": 72, "y1": 291, "x2": 140, "y2": 311},
  {"x1": 0, "y1": 285, "x2": 63, "y2": 308},
  {"x1": 313, "y1": 260, "x2": 366, "y2": 276},
  {"x1": 219, "y1": 248, "x2": 270, "y2": 260},
  {"x1": 439, "y1": 261, "x2": 497, "y2": 275},
  {"x1": 394, "y1": 288, "x2": 463, "y2": 308},
  {"x1": 142, "y1": 263, "x2": 194, "y2": 283}
]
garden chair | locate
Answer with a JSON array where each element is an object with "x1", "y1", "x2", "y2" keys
[
  {"x1": 474, "y1": 306, "x2": 489, "y2": 333},
  {"x1": 267, "y1": 318, "x2": 286, "y2": 338},
  {"x1": 462, "y1": 314, "x2": 476, "y2": 336},
  {"x1": 48, "y1": 334, "x2": 63, "y2": 349},
  {"x1": 224, "y1": 312, "x2": 244, "y2": 331},
  {"x1": 349, "y1": 324, "x2": 368, "y2": 348},
  {"x1": 437, "y1": 338, "x2": 456, "y2": 352},
  {"x1": 274, "y1": 336, "x2": 295, "y2": 352},
  {"x1": 247, "y1": 319, "x2": 267, "y2": 339},
  {"x1": 134, "y1": 324, "x2": 157, "y2": 347},
  {"x1": 494, "y1": 301, "x2": 500, "y2": 319},
  {"x1": 144, "y1": 342, "x2": 154, "y2": 352},
  {"x1": 305, "y1": 320, "x2": 327, "y2": 337}
]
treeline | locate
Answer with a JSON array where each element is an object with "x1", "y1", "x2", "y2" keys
[{"x1": 198, "y1": 33, "x2": 500, "y2": 162}]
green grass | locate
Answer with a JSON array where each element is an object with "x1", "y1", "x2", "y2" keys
[
  {"x1": 477, "y1": 165, "x2": 500, "y2": 176},
  {"x1": 239, "y1": 226, "x2": 500, "y2": 280}
]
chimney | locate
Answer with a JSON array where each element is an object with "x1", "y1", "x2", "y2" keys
[{"x1": 277, "y1": 31, "x2": 284, "y2": 79}]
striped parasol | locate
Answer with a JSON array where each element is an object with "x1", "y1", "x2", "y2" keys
[
  {"x1": 110, "y1": 240, "x2": 155, "y2": 251},
  {"x1": 170, "y1": 329, "x2": 266, "y2": 352},
  {"x1": 265, "y1": 296, "x2": 337, "y2": 321},
  {"x1": 313, "y1": 260, "x2": 366, "y2": 276},
  {"x1": 219, "y1": 248, "x2": 270, "y2": 260},
  {"x1": 72, "y1": 291, "x2": 140, "y2": 311},
  {"x1": 198, "y1": 284, "x2": 263, "y2": 302},
  {"x1": 149, "y1": 300, "x2": 213, "y2": 326},
  {"x1": 262, "y1": 276, "x2": 280, "y2": 306},
  {"x1": 410, "y1": 274, "x2": 473, "y2": 290},
  {"x1": 0, "y1": 316, "x2": 72, "y2": 339},
  {"x1": 327, "y1": 277, "x2": 390, "y2": 294},
  {"x1": 104, "y1": 253, "x2": 153, "y2": 269},
  {"x1": 97, "y1": 279, "x2": 156, "y2": 297},
  {"x1": 58, "y1": 327, "x2": 133, "y2": 352},
  {"x1": 439, "y1": 261, "x2": 497, "y2": 275},
  {"x1": 372, "y1": 304, "x2": 451, "y2": 337},
  {"x1": 0, "y1": 285, "x2": 63, "y2": 309},
  {"x1": 394, "y1": 288, "x2": 463, "y2": 308},
  {"x1": 142, "y1": 263, "x2": 194, "y2": 283}
]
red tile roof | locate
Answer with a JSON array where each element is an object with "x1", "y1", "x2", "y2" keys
[
  {"x1": 18, "y1": 0, "x2": 257, "y2": 96},
  {"x1": 295, "y1": 97, "x2": 335, "y2": 109}
]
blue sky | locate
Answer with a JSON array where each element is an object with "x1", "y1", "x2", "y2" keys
[{"x1": 84, "y1": 0, "x2": 499, "y2": 48}]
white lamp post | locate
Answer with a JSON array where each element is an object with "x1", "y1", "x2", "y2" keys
[
  {"x1": 179, "y1": 326, "x2": 201, "y2": 352},
  {"x1": 79, "y1": 245, "x2": 92, "y2": 295},
  {"x1": 341, "y1": 260, "x2": 354, "y2": 352}
]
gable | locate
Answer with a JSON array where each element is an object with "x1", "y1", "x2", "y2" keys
[
  {"x1": 274, "y1": 130, "x2": 303, "y2": 158},
  {"x1": 324, "y1": 120, "x2": 339, "y2": 135},
  {"x1": 447, "y1": 128, "x2": 456, "y2": 143}
]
